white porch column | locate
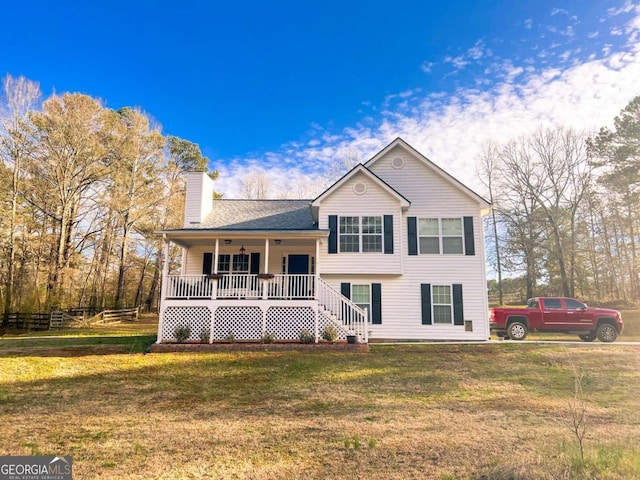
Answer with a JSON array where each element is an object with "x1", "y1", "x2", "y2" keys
[
  {"x1": 262, "y1": 238, "x2": 269, "y2": 299},
  {"x1": 213, "y1": 239, "x2": 219, "y2": 273},
  {"x1": 315, "y1": 238, "x2": 320, "y2": 298},
  {"x1": 158, "y1": 235, "x2": 170, "y2": 343},
  {"x1": 212, "y1": 238, "x2": 219, "y2": 300}
]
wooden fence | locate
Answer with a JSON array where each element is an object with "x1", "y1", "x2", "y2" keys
[
  {"x1": 1, "y1": 312, "x2": 52, "y2": 331},
  {"x1": 2, "y1": 307, "x2": 139, "y2": 331}
]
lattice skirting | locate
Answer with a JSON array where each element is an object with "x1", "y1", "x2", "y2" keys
[
  {"x1": 265, "y1": 307, "x2": 315, "y2": 340},
  {"x1": 213, "y1": 307, "x2": 263, "y2": 340},
  {"x1": 161, "y1": 306, "x2": 212, "y2": 342},
  {"x1": 318, "y1": 311, "x2": 348, "y2": 341},
  {"x1": 161, "y1": 305, "x2": 326, "y2": 342}
]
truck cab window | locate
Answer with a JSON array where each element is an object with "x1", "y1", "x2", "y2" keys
[
  {"x1": 544, "y1": 298, "x2": 562, "y2": 309},
  {"x1": 565, "y1": 299, "x2": 586, "y2": 310}
]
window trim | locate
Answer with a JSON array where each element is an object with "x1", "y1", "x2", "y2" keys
[
  {"x1": 432, "y1": 284, "x2": 453, "y2": 325},
  {"x1": 338, "y1": 215, "x2": 384, "y2": 253},
  {"x1": 217, "y1": 253, "x2": 249, "y2": 274},
  {"x1": 418, "y1": 217, "x2": 465, "y2": 255},
  {"x1": 351, "y1": 283, "x2": 372, "y2": 323}
]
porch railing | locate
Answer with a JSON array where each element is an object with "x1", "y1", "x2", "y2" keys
[
  {"x1": 316, "y1": 277, "x2": 368, "y2": 341},
  {"x1": 165, "y1": 274, "x2": 315, "y2": 299}
]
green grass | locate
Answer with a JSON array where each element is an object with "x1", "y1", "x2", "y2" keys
[
  {"x1": 0, "y1": 317, "x2": 157, "y2": 355},
  {"x1": 1, "y1": 332, "x2": 639, "y2": 479}
]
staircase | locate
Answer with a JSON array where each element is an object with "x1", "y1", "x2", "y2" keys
[{"x1": 316, "y1": 277, "x2": 368, "y2": 342}]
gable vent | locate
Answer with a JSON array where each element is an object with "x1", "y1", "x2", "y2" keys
[
  {"x1": 353, "y1": 182, "x2": 367, "y2": 195},
  {"x1": 391, "y1": 157, "x2": 405, "y2": 169}
]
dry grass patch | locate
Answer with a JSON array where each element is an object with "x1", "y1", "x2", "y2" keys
[{"x1": 1, "y1": 344, "x2": 639, "y2": 479}]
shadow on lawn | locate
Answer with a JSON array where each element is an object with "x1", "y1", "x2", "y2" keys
[{"x1": 0, "y1": 335, "x2": 157, "y2": 357}]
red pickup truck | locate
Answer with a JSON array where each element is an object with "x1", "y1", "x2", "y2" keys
[{"x1": 489, "y1": 297, "x2": 623, "y2": 342}]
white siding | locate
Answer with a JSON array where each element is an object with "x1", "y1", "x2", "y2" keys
[
  {"x1": 317, "y1": 144, "x2": 490, "y2": 340},
  {"x1": 317, "y1": 171, "x2": 403, "y2": 275},
  {"x1": 184, "y1": 171, "x2": 214, "y2": 227}
]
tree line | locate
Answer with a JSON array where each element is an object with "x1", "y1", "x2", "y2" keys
[
  {"x1": 0, "y1": 75, "x2": 217, "y2": 317},
  {"x1": 479, "y1": 95, "x2": 640, "y2": 305},
  {"x1": 2, "y1": 73, "x2": 637, "y2": 315}
]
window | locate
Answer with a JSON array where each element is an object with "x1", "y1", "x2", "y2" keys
[
  {"x1": 565, "y1": 299, "x2": 586, "y2": 310},
  {"x1": 232, "y1": 254, "x2": 249, "y2": 273},
  {"x1": 218, "y1": 254, "x2": 249, "y2": 274},
  {"x1": 217, "y1": 254, "x2": 230, "y2": 273},
  {"x1": 442, "y1": 218, "x2": 463, "y2": 254},
  {"x1": 352, "y1": 284, "x2": 371, "y2": 322},
  {"x1": 418, "y1": 219, "x2": 440, "y2": 253},
  {"x1": 362, "y1": 217, "x2": 382, "y2": 252},
  {"x1": 339, "y1": 216, "x2": 360, "y2": 252},
  {"x1": 418, "y1": 218, "x2": 463, "y2": 254},
  {"x1": 339, "y1": 216, "x2": 383, "y2": 253},
  {"x1": 432, "y1": 285, "x2": 452, "y2": 324},
  {"x1": 544, "y1": 298, "x2": 562, "y2": 309}
]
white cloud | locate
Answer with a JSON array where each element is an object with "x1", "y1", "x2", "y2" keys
[
  {"x1": 214, "y1": 8, "x2": 640, "y2": 199},
  {"x1": 444, "y1": 55, "x2": 469, "y2": 70},
  {"x1": 524, "y1": 19, "x2": 533, "y2": 30},
  {"x1": 551, "y1": 8, "x2": 569, "y2": 16},
  {"x1": 608, "y1": 1, "x2": 635, "y2": 16},
  {"x1": 421, "y1": 61, "x2": 435, "y2": 73}
]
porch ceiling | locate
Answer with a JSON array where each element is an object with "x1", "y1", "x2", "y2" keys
[{"x1": 159, "y1": 229, "x2": 329, "y2": 248}]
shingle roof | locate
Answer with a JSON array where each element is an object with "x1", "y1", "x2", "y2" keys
[{"x1": 197, "y1": 199, "x2": 316, "y2": 230}]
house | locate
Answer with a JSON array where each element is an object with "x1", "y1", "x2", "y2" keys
[{"x1": 156, "y1": 138, "x2": 491, "y2": 343}]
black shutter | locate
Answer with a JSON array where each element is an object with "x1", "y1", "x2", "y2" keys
[
  {"x1": 250, "y1": 252, "x2": 260, "y2": 274},
  {"x1": 329, "y1": 215, "x2": 338, "y2": 254},
  {"x1": 202, "y1": 252, "x2": 213, "y2": 275},
  {"x1": 464, "y1": 217, "x2": 475, "y2": 256},
  {"x1": 453, "y1": 284, "x2": 464, "y2": 326},
  {"x1": 371, "y1": 283, "x2": 382, "y2": 324},
  {"x1": 341, "y1": 282, "x2": 351, "y2": 325},
  {"x1": 421, "y1": 284, "x2": 432, "y2": 325},
  {"x1": 408, "y1": 217, "x2": 418, "y2": 255},
  {"x1": 384, "y1": 215, "x2": 394, "y2": 254}
]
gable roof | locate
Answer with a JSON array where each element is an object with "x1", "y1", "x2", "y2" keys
[
  {"x1": 197, "y1": 199, "x2": 316, "y2": 230},
  {"x1": 365, "y1": 137, "x2": 491, "y2": 207},
  {"x1": 311, "y1": 164, "x2": 411, "y2": 210}
]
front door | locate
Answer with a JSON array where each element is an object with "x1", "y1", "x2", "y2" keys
[
  {"x1": 288, "y1": 255, "x2": 310, "y2": 298},
  {"x1": 288, "y1": 255, "x2": 309, "y2": 274}
]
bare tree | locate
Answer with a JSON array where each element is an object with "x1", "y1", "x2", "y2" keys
[
  {"x1": 477, "y1": 142, "x2": 504, "y2": 304},
  {"x1": 241, "y1": 171, "x2": 271, "y2": 199},
  {"x1": 0, "y1": 75, "x2": 41, "y2": 320}
]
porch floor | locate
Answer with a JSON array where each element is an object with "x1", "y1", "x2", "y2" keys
[{"x1": 150, "y1": 342, "x2": 370, "y2": 353}]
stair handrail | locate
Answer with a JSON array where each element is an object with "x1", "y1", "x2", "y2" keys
[{"x1": 316, "y1": 277, "x2": 368, "y2": 342}]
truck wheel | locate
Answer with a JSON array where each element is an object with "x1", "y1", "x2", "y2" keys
[
  {"x1": 596, "y1": 324, "x2": 618, "y2": 343},
  {"x1": 507, "y1": 322, "x2": 528, "y2": 340},
  {"x1": 579, "y1": 333, "x2": 596, "y2": 342}
]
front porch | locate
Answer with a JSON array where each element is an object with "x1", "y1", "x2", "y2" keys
[{"x1": 157, "y1": 234, "x2": 369, "y2": 344}]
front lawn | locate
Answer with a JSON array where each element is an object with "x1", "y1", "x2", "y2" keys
[{"x1": 1, "y1": 336, "x2": 638, "y2": 479}]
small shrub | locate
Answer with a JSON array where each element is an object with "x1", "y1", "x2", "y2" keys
[
  {"x1": 260, "y1": 332, "x2": 276, "y2": 344},
  {"x1": 299, "y1": 329, "x2": 314, "y2": 344},
  {"x1": 199, "y1": 329, "x2": 210, "y2": 343},
  {"x1": 174, "y1": 325, "x2": 191, "y2": 343},
  {"x1": 224, "y1": 332, "x2": 235, "y2": 343},
  {"x1": 322, "y1": 325, "x2": 338, "y2": 343},
  {"x1": 344, "y1": 434, "x2": 361, "y2": 450}
]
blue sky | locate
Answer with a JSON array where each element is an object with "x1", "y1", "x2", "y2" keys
[{"x1": 1, "y1": 1, "x2": 639, "y2": 197}]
